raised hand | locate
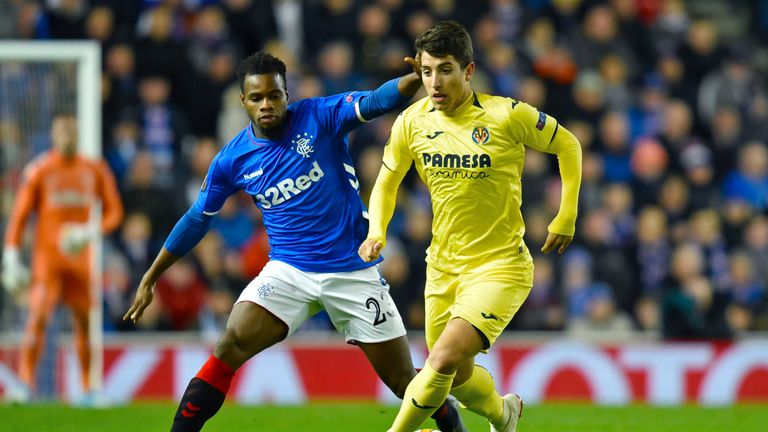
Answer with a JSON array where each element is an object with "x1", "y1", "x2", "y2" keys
[{"x1": 404, "y1": 54, "x2": 422, "y2": 76}]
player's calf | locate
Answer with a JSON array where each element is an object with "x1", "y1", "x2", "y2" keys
[{"x1": 171, "y1": 356, "x2": 235, "y2": 432}]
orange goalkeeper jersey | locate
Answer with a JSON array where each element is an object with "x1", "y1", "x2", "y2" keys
[{"x1": 4, "y1": 150, "x2": 123, "y2": 264}]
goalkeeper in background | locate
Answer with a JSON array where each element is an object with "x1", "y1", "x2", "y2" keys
[
  {"x1": 359, "y1": 21, "x2": 582, "y2": 432},
  {"x1": 2, "y1": 112, "x2": 124, "y2": 402}
]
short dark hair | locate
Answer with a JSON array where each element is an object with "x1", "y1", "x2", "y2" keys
[
  {"x1": 237, "y1": 51, "x2": 287, "y2": 92},
  {"x1": 415, "y1": 20, "x2": 473, "y2": 68}
]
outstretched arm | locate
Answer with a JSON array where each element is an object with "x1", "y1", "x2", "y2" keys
[
  {"x1": 540, "y1": 126, "x2": 582, "y2": 254},
  {"x1": 123, "y1": 208, "x2": 214, "y2": 323},
  {"x1": 357, "y1": 57, "x2": 422, "y2": 121}
]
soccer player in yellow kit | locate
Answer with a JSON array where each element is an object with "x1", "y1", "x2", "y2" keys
[{"x1": 359, "y1": 21, "x2": 582, "y2": 432}]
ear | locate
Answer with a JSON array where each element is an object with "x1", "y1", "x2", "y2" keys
[
  {"x1": 465, "y1": 62, "x2": 475, "y2": 81},
  {"x1": 239, "y1": 93, "x2": 245, "y2": 107},
  {"x1": 285, "y1": 89, "x2": 290, "y2": 102}
]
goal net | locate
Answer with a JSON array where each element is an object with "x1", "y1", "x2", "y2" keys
[{"x1": 0, "y1": 41, "x2": 102, "y2": 402}]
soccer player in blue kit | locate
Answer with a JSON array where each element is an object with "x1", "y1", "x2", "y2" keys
[{"x1": 123, "y1": 52, "x2": 466, "y2": 432}]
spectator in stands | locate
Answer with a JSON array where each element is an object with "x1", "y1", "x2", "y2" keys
[
  {"x1": 220, "y1": 0, "x2": 276, "y2": 57},
  {"x1": 687, "y1": 209, "x2": 730, "y2": 292},
  {"x1": 657, "y1": 176, "x2": 691, "y2": 241},
  {"x1": 134, "y1": 5, "x2": 187, "y2": 85},
  {"x1": 515, "y1": 255, "x2": 564, "y2": 331},
  {"x1": 679, "y1": 142, "x2": 718, "y2": 212},
  {"x1": 598, "y1": 54, "x2": 633, "y2": 111},
  {"x1": 743, "y1": 217, "x2": 768, "y2": 288},
  {"x1": 677, "y1": 20, "x2": 724, "y2": 108},
  {"x1": 656, "y1": 99, "x2": 696, "y2": 173},
  {"x1": 121, "y1": 151, "x2": 182, "y2": 239},
  {"x1": 726, "y1": 250, "x2": 765, "y2": 318},
  {"x1": 562, "y1": 248, "x2": 613, "y2": 319},
  {"x1": 154, "y1": 257, "x2": 209, "y2": 331},
  {"x1": 103, "y1": 44, "x2": 140, "y2": 135},
  {"x1": 722, "y1": 141, "x2": 768, "y2": 211},
  {"x1": 662, "y1": 244, "x2": 731, "y2": 339},
  {"x1": 598, "y1": 110, "x2": 632, "y2": 183},
  {"x1": 136, "y1": 75, "x2": 189, "y2": 186},
  {"x1": 630, "y1": 137, "x2": 668, "y2": 210},
  {"x1": 602, "y1": 183, "x2": 636, "y2": 248},
  {"x1": 113, "y1": 211, "x2": 159, "y2": 288},
  {"x1": 698, "y1": 46, "x2": 767, "y2": 123},
  {"x1": 635, "y1": 206, "x2": 671, "y2": 298},
  {"x1": 316, "y1": 41, "x2": 368, "y2": 96},
  {"x1": 568, "y1": 287, "x2": 634, "y2": 338}
]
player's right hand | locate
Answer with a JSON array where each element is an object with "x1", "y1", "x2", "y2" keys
[
  {"x1": 1, "y1": 248, "x2": 30, "y2": 294},
  {"x1": 404, "y1": 54, "x2": 422, "y2": 76},
  {"x1": 123, "y1": 273, "x2": 156, "y2": 324},
  {"x1": 358, "y1": 238, "x2": 384, "y2": 262}
]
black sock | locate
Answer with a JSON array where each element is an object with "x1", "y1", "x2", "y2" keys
[{"x1": 170, "y1": 378, "x2": 226, "y2": 432}]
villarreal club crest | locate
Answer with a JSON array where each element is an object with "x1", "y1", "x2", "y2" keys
[{"x1": 471, "y1": 125, "x2": 490, "y2": 144}]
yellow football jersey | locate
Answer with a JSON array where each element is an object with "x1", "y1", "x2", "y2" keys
[{"x1": 382, "y1": 92, "x2": 561, "y2": 273}]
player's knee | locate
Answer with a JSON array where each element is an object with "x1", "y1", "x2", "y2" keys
[
  {"x1": 213, "y1": 329, "x2": 247, "y2": 368},
  {"x1": 428, "y1": 347, "x2": 466, "y2": 375}
]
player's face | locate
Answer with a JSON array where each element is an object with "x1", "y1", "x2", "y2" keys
[
  {"x1": 419, "y1": 52, "x2": 474, "y2": 111},
  {"x1": 51, "y1": 116, "x2": 78, "y2": 157},
  {"x1": 240, "y1": 73, "x2": 289, "y2": 136}
]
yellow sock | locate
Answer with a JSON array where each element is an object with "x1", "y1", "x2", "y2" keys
[
  {"x1": 450, "y1": 365, "x2": 504, "y2": 424},
  {"x1": 390, "y1": 362, "x2": 456, "y2": 432}
]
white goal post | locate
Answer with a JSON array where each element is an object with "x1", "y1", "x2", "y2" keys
[{"x1": 0, "y1": 41, "x2": 103, "y2": 398}]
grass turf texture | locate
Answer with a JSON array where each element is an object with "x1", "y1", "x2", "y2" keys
[{"x1": 1, "y1": 402, "x2": 766, "y2": 431}]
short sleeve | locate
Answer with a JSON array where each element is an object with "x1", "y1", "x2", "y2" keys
[
  {"x1": 507, "y1": 100, "x2": 560, "y2": 153},
  {"x1": 192, "y1": 155, "x2": 237, "y2": 215}
]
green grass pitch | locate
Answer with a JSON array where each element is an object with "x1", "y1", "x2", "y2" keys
[{"x1": 1, "y1": 402, "x2": 766, "y2": 431}]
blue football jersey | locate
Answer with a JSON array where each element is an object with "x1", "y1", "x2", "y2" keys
[{"x1": 193, "y1": 91, "x2": 382, "y2": 272}]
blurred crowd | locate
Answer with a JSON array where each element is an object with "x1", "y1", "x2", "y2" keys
[{"x1": 1, "y1": 0, "x2": 768, "y2": 340}]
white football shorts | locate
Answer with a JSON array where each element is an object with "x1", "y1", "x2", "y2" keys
[{"x1": 236, "y1": 260, "x2": 406, "y2": 344}]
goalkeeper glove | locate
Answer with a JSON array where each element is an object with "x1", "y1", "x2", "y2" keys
[
  {"x1": 1, "y1": 248, "x2": 30, "y2": 294},
  {"x1": 59, "y1": 222, "x2": 99, "y2": 255}
]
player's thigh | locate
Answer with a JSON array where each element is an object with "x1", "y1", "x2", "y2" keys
[
  {"x1": 320, "y1": 265, "x2": 406, "y2": 344},
  {"x1": 60, "y1": 265, "x2": 91, "y2": 314},
  {"x1": 424, "y1": 265, "x2": 461, "y2": 351},
  {"x1": 357, "y1": 335, "x2": 415, "y2": 393},
  {"x1": 235, "y1": 260, "x2": 322, "y2": 338},
  {"x1": 452, "y1": 262, "x2": 533, "y2": 351},
  {"x1": 28, "y1": 260, "x2": 64, "y2": 323},
  {"x1": 216, "y1": 301, "x2": 289, "y2": 363}
]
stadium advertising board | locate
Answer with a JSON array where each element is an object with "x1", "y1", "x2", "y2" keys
[{"x1": 0, "y1": 340, "x2": 766, "y2": 405}]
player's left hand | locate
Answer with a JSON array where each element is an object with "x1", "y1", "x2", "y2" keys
[
  {"x1": 541, "y1": 232, "x2": 573, "y2": 255},
  {"x1": 404, "y1": 54, "x2": 422, "y2": 77}
]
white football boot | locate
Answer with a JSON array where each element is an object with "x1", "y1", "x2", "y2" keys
[{"x1": 489, "y1": 393, "x2": 523, "y2": 432}]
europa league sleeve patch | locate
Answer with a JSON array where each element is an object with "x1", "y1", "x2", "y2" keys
[{"x1": 536, "y1": 111, "x2": 547, "y2": 130}]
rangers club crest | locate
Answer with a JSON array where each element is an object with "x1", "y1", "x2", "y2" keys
[
  {"x1": 292, "y1": 132, "x2": 315, "y2": 158},
  {"x1": 471, "y1": 126, "x2": 490, "y2": 144}
]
